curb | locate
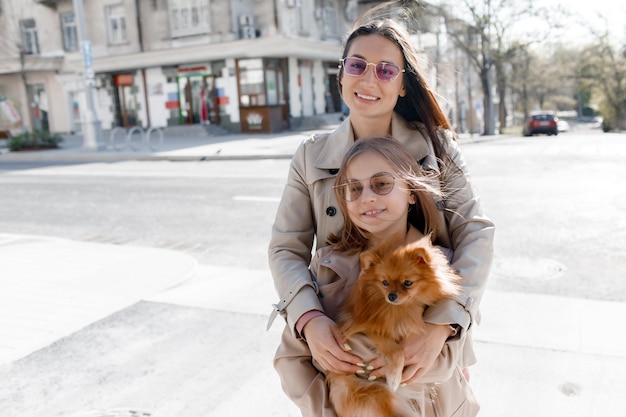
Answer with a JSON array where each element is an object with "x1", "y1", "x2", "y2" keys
[
  {"x1": 0, "y1": 152, "x2": 295, "y2": 163},
  {"x1": 0, "y1": 134, "x2": 514, "y2": 163}
]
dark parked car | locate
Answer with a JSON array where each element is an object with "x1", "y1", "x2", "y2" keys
[{"x1": 523, "y1": 113, "x2": 559, "y2": 136}]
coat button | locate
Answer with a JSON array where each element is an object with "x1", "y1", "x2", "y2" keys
[
  {"x1": 329, "y1": 169, "x2": 339, "y2": 175},
  {"x1": 326, "y1": 206, "x2": 337, "y2": 216}
]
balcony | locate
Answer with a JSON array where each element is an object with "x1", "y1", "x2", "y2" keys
[{"x1": 34, "y1": 0, "x2": 63, "y2": 8}]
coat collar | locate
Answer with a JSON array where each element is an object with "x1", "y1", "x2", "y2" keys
[{"x1": 313, "y1": 112, "x2": 432, "y2": 170}]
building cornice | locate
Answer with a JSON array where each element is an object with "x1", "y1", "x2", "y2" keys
[
  {"x1": 94, "y1": 35, "x2": 343, "y2": 73},
  {"x1": 0, "y1": 55, "x2": 65, "y2": 75}
]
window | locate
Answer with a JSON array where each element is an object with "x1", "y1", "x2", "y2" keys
[
  {"x1": 106, "y1": 4, "x2": 127, "y2": 45},
  {"x1": 61, "y1": 12, "x2": 78, "y2": 51},
  {"x1": 150, "y1": 0, "x2": 167, "y2": 10},
  {"x1": 322, "y1": 2, "x2": 339, "y2": 38},
  {"x1": 169, "y1": 0, "x2": 211, "y2": 37},
  {"x1": 20, "y1": 19, "x2": 39, "y2": 55},
  {"x1": 238, "y1": 59, "x2": 264, "y2": 106},
  {"x1": 238, "y1": 58, "x2": 286, "y2": 107}
]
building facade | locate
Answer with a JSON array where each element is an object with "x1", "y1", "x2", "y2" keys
[
  {"x1": 0, "y1": 0, "x2": 481, "y2": 136},
  {"x1": 0, "y1": 0, "x2": 363, "y2": 135}
]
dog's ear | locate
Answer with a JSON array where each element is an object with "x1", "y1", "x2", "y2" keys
[
  {"x1": 360, "y1": 248, "x2": 381, "y2": 271},
  {"x1": 402, "y1": 237, "x2": 432, "y2": 266},
  {"x1": 409, "y1": 246, "x2": 430, "y2": 266}
]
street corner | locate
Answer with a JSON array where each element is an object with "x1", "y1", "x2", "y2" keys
[
  {"x1": 0, "y1": 233, "x2": 199, "y2": 295},
  {"x1": 0, "y1": 233, "x2": 199, "y2": 365}
]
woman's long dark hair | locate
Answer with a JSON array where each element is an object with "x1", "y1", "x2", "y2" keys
[{"x1": 339, "y1": 3, "x2": 455, "y2": 165}]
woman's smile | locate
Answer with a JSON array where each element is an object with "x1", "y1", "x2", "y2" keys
[{"x1": 355, "y1": 91, "x2": 380, "y2": 102}]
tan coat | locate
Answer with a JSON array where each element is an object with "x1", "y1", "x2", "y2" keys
[
  {"x1": 268, "y1": 113, "x2": 494, "y2": 416},
  {"x1": 268, "y1": 114, "x2": 495, "y2": 336},
  {"x1": 274, "y1": 244, "x2": 480, "y2": 417}
]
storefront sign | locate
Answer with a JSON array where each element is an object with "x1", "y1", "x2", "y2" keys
[
  {"x1": 115, "y1": 74, "x2": 134, "y2": 86},
  {"x1": 246, "y1": 112, "x2": 263, "y2": 129}
]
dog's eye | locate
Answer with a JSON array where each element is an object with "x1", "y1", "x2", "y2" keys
[
  {"x1": 403, "y1": 280, "x2": 413, "y2": 287},
  {"x1": 382, "y1": 280, "x2": 389, "y2": 287}
]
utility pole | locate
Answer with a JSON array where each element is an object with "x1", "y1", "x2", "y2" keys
[{"x1": 72, "y1": 0, "x2": 101, "y2": 151}]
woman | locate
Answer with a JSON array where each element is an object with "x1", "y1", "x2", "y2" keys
[{"x1": 268, "y1": 8, "x2": 494, "y2": 417}]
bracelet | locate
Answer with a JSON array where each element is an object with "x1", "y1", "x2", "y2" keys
[{"x1": 296, "y1": 310, "x2": 326, "y2": 338}]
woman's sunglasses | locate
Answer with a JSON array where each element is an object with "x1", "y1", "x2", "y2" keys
[
  {"x1": 335, "y1": 172, "x2": 396, "y2": 202},
  {"x1": 340, "y1": 57, "x2": 405, "y2": 82}
]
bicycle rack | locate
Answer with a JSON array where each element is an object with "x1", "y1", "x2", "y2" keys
[
  {"x1": 146, "y1": 127, "x2": 164, "y2": 151},
  {"x1": 108, "y1": 127, "x2": 164, "y2": 152},
  {"x1": 109, "y1": 127, "x2": 127, "y2": 151}
]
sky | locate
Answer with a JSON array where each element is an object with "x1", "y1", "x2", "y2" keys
[
  {"x1": 537, "y1": 0, "x2": 625, "y2": 41},
  {"x1": 434, "y1": 0, "x2": 626, "y2": 44}
]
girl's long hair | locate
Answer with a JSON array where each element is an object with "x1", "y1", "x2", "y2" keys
[
  {"x1": 339, "y1": 2, "x2": 455, "y2": 166},
  {"x1": 328, "y1": 137, "x2": 442, "y2": 254}
]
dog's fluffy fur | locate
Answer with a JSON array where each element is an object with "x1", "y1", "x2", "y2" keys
[{"x1": 327, "y1": 235, "x2": 461, "y2": 417}]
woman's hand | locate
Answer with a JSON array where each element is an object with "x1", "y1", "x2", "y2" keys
[
  {"x1": 303, "y1": 315, "x2": 364, "y2": 375},
  {"x1": 400, "y1": 323, "x2": 450, "y2": 384},
  {"x1": 368, "y1": 322, "x2": 450, "y2": 383}
]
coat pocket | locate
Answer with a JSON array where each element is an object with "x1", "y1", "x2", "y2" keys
[{"x1": 431, "y1": 367, "x2": 480, "y2": 417}]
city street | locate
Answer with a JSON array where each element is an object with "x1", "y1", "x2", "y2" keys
[
  {"x1": 2, "y1": 128, "x2": 625, "y2": 300},
  {"x1": 1, "y1": 127, "x2": 625, "y2": 416}
]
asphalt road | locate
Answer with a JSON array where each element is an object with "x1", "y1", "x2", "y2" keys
[
  {"x1": 1, "y1": 127, "x2": 626, "y2": 417},
  {"x1": 1, "y1": 129, "x2": 624, "y2": 301}
]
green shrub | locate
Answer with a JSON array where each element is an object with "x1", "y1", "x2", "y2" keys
[{"x1": 8, "y1": 130, "x2": 63, "y2": 151}]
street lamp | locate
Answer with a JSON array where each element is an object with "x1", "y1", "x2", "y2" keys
[{"x1": 72, "y1": 0, "x2": 102, "y2": 151}]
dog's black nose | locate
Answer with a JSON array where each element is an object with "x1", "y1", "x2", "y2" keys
[{"x1": 388, "y1": 293, "x2": 398, "y2": 302}]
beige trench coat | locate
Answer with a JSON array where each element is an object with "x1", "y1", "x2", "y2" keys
[
  {"x1": 268, "y1": 113, "x2": 494, "y2": 415},
  {"x1": 268, "y1": 113, "x2": 495, "y2": 336},
  {"x1": 274, "y1": 245, "x2": 480, "y2": 417}
]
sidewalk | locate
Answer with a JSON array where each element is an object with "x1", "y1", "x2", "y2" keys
[
  {"x1": 0, "y1": 129, "x2": 317, "y2": 162},
  {"x1": 0, "y1": 126, "x2": 495, "y2": 163},
  {"x1": 2, "y1": 129, "x2": 625, "y2": 416},
  {"x1": 1, "y1": 232, "x2": 625, "y2": 417}
]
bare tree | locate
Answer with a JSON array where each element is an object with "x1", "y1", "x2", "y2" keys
[
  {"x1": 439, "y1": 0, "x2": 557, "y2": 134},
  {"x1": 576, "y1": 24, "x2": 626, "y2": 131}
]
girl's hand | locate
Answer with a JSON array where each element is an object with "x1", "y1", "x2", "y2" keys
[
  {"x1": 367, "y1": 322, "x2": 449, "y2": 383},
  {"x1": 303, "y1": 315, "x2": 364, "y2": 375}
]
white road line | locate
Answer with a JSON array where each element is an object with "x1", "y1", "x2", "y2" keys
[{"x1": 233, "y1": 196, "x2": 281, "y2": 202}]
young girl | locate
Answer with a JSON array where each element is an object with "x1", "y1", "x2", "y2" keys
[{"x1": 273, "y1": 136, "x2": 479, "y2": 417}]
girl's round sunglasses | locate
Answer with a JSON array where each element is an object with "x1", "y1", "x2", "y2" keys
[
  {"x1": 334, "y1": 172, "x2": 396, "y2": 202},
  {"x1": 340, "y1": 57, "x2": 405, "y2": 81}
]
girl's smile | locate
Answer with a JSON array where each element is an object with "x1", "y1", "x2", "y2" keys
[{"x1": 362, "y1": 208, "x2": 385, "y2": 217}]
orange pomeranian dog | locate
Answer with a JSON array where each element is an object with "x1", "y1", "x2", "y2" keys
[{"x1": 327, "y1": 235, "x2": 461, "y2": 417}]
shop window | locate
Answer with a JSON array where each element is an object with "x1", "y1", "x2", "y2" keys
[
  {"x1": 169, "y1": 0, "x2": 211, "y2": 38},
  {"x1": 61, "y1": 12, "x2": 78, "y2": 52},
  {"x1": 27, "y1": 84, "x2": 48, "y2": 131},
  {"x1": 238, "y1": 58, "x2": 286, "y2": 107},
  {"x1": 20, "y1": 19, "x2": 39, "y2": 55},
  {"x1": 106, "y1": 4, "x2": 127, "y2": 45},
  {"x1": 114, "y1": 74, "x2": 137, "y2": 127}
]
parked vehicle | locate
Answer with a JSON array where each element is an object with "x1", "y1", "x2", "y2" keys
[
  {"x1": 557, "y1": 120, "x2": 570, "y2": 133},
  {"x1": 523, "y1": 113, "x2": 559, "y2": 136}
]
